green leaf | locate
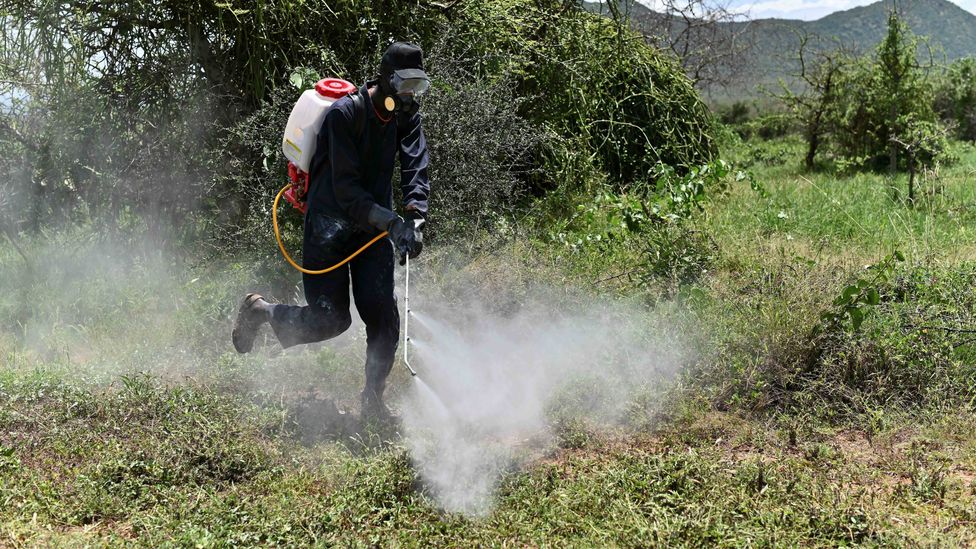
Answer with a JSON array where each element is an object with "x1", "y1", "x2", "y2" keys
[
  {"x1": 893, "y1": 250, "x2": 906, "y2": 262},
  {"x1": 842, "y1": 285, "x2": 859, "y2": 300},
  {"x1": 289, "y1": 72, "x2": 304, "y2": 89},
  {"x1": 866, "y1": 288, "x2": 880, "y2": 305}
]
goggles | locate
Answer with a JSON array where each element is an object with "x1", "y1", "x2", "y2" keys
[{"x1": 391, "y1": 69, "x2": 430, "y2": 97}]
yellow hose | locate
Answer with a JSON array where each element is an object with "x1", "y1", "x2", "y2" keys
[{"x1": 273, "y1": 184, "x2": 388, "y2": 275}]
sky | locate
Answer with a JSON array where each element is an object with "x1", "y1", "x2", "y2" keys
[{"x1": 638, "y1": 0, "x2": 976, "y2": 20}]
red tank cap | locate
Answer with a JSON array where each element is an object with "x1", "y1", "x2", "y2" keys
[{"x1": 315, "y1": 78, "x2": 356, "y2": 99}]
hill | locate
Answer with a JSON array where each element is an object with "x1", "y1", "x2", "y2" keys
[
  {"x1": 584, "y1": 0, "x2": 976, "y2": 98},
  {"x1": 807, "y1": 0, "x2": 976, "y2": 60},
  {"x1": 742, "y1": 0, "x2": 976, "y2": 87}
]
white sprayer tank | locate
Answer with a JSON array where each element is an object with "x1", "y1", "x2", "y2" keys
[{"x1": 281, "y1": 78, "x2": 357, "y2": 172}]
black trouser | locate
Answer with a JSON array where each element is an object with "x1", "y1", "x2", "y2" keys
[{"x1": 269, "y1": 213, "x2": 399, "y2": 396}]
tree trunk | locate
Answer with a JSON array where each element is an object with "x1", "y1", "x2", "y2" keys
[
  {"x1": 805, "y1": 130, "x2": 819, "y2": 171},
  {"x1": 907, "y1": 153, "x2": 916, "y2": 205},
  {"x1": 2, "y1": 223, "x2": 33, "y2": 272},
  {"x1": 888, "y1": 105, "x2": 898, "y2": 173}
]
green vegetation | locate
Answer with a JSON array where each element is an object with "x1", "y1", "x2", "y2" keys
[
  {"x1": 831, "y1": 12, "x2": 946, "y2": 175},
  {"x1": 1, "y1": 0, "x2": 713, "y2": 243},
  {"x1": 4, "y1": 134, "x2": 976, "y2": 545},
  {"x1": 769, "y1": 10, "x2": 957, "y2": 205},
  {"x1": 4, "y1": 0, "x2": 976, "y2": 546},
  {"x1": 935, "y1": 57, "x2": 976, "y2": 142},
  {"x1": 6, "y1": 372, "x2": 976, "y2": 546}
]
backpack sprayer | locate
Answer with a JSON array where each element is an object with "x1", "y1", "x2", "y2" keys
[{"x1": 274, "y1": 77, "x2": 418, "y2": 376}]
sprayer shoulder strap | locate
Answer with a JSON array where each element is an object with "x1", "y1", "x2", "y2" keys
[
  {"x1": 349, "y1": 91, "x2": 408, "y2": 141},
  {"x1": 350, "y1": 92, "x2": 367, "y2": 139}
]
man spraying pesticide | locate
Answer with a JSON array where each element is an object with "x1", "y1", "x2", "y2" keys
[{"x1": 232, "y1": 42, "x2": 430, "y2": 423}]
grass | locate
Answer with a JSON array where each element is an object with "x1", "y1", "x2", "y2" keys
[
  {"x1": 5, "y1": 372, "x2": 976, "y2": 546},
  {"x1": 4, "y1": 376, "x2": 976, "y2": 545},
  {"x1": 3, "y1": 137, "x2": 976, "y2": 545},
  {"x1": 716, "y1": 136, "x2": 976, "y2": 261}
]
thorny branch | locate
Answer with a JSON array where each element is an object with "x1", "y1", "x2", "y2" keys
[{"x1": 629, "y1": 0, "x2": 754, "y2": 89}]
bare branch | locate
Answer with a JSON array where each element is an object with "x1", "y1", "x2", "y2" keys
[
  {"x1": 631, "y1": 0, "x2": 755, "y2": 89},
  {"x1": 769, "y1": 30, "x2": 852, "y2": 170}
]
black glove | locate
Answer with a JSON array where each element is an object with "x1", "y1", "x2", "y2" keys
[
  {"x1": 387, "y1": 217, "x2": 423, "y2": 265},
  {"x1": 367, "y1": 204, "x2": 424, "y2": 266}
]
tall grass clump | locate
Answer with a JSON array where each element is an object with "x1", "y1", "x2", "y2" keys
[{"x1": 691, "y1": 254, "x2": 976, "y2": 420}]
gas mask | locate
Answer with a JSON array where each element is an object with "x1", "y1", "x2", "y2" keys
[{"x1": 379, "y1": 68, "x2": 430, "y2": 115}]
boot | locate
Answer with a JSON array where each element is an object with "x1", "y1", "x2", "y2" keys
[
  {"x1": 361, "y1": 386, "x2": 396, "y2": 425},
  {"x1": 232, "y1": 293, "x2": 271, "y2": 353}
]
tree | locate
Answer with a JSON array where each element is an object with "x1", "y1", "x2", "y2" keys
[
  {"x1": 874, "y1": 10, "x2": 935, "y2": 173},
  {"x1": 890, "y1": 117, "x2": 950, "y2": 204},
  {"x1": 0, "y1": 0, "x2": 447, "y2": 233},
  {"x1": 830, "y1": 10, "x2": 943, "y2": 175},
  {"x1": 773, "y1": 32, "x2": 851, "y2": 171}
]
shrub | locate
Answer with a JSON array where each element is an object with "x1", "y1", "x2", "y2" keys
[
  {"x1": 830, "y1": 12, "x2": 945, "y2": 172},
  {"x1": 808, "y1": 264, "x2": 976, "y2": 414},
  {"x1": 209, "y1": 84, "x2": 295, "y2": 278},
  {"x1": 695, "y1": 260, "x2": 976, "y2": 419},
  {"x1": 213, "y1": 61, "x2": 543, "y2": 257},
  {"x1": 934, "y1": 57, "x2": 976, "y2": 142},
  {"x1": 717, "y1": 101, "x2": 752, "y2": 126},
  {"x1": 737, "y1": 115, "x2": 794, "y2": 142},
  {"x1": 419, "y1": 50, "x2": 543, "y2": 241},
  {"x1": 446, "y1": 0, "x2": 716, "y2": 188},
  {"x1": 546, "y1": 159, "x2": 732, "y2": 293}
]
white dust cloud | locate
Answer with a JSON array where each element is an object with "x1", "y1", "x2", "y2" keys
[{"x1": 398, "y1": 285, "x2": 694, "y2": 515}]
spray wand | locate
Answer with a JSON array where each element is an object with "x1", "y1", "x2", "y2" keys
[
  {"x1": 403, "y1": 252, "x2": 417, "y2": 377},
  {"x1": 402, "y1": 217, "x2": 424, "y2": 377}
]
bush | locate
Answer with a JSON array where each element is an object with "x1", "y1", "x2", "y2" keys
[
  {"x1": 209, "y1": 84, "x2": 296, "y2": 280},
  {"x1": 446, "y1": 0, "x2": 716, "y2": 188},
  {"x1": 739, "y1": 140, "x2": 796, "y2": 168},
  {"x1": 214, "y1": 61, "x2": 543, "y2": 257},
  {"x1": 736, "y1": 115, "x2": 794, "y2": 142},
  {"x1": 420, "y1": 50, "x2": 543, "y2": 241},
  {"x1": 808, "y1": 264, "x2": 976, "y2": 415},
  {"x1": 934, "y1": 57, "x2": 976, "y2": 142},
  {"x1": 695, "y1": 259, "x2": 976, "y2": 419},
  {"x1": 717, "y1": 101, "x2": 752, "y2": 126},
  {"x1": 829, "y1": 12, "x2": 946, "y2": 172},
  {"x1": 640, "y1": 222, "x2": 718, "y2": 290},
  {"x1": 545, "y1": 159, "x2": 732, "y2": 294}
]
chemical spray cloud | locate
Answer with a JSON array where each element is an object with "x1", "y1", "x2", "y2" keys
[
  {"x1": 0, "y1": 230, "x2": 213, "y2": 379},
  {"x1": 398, "y1": 279, "x2": 694, "y2": 516}
]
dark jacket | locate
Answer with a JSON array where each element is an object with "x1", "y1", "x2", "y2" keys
[{"x1": 306, "y1": 83, "x2": 430, "y2": 235}]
